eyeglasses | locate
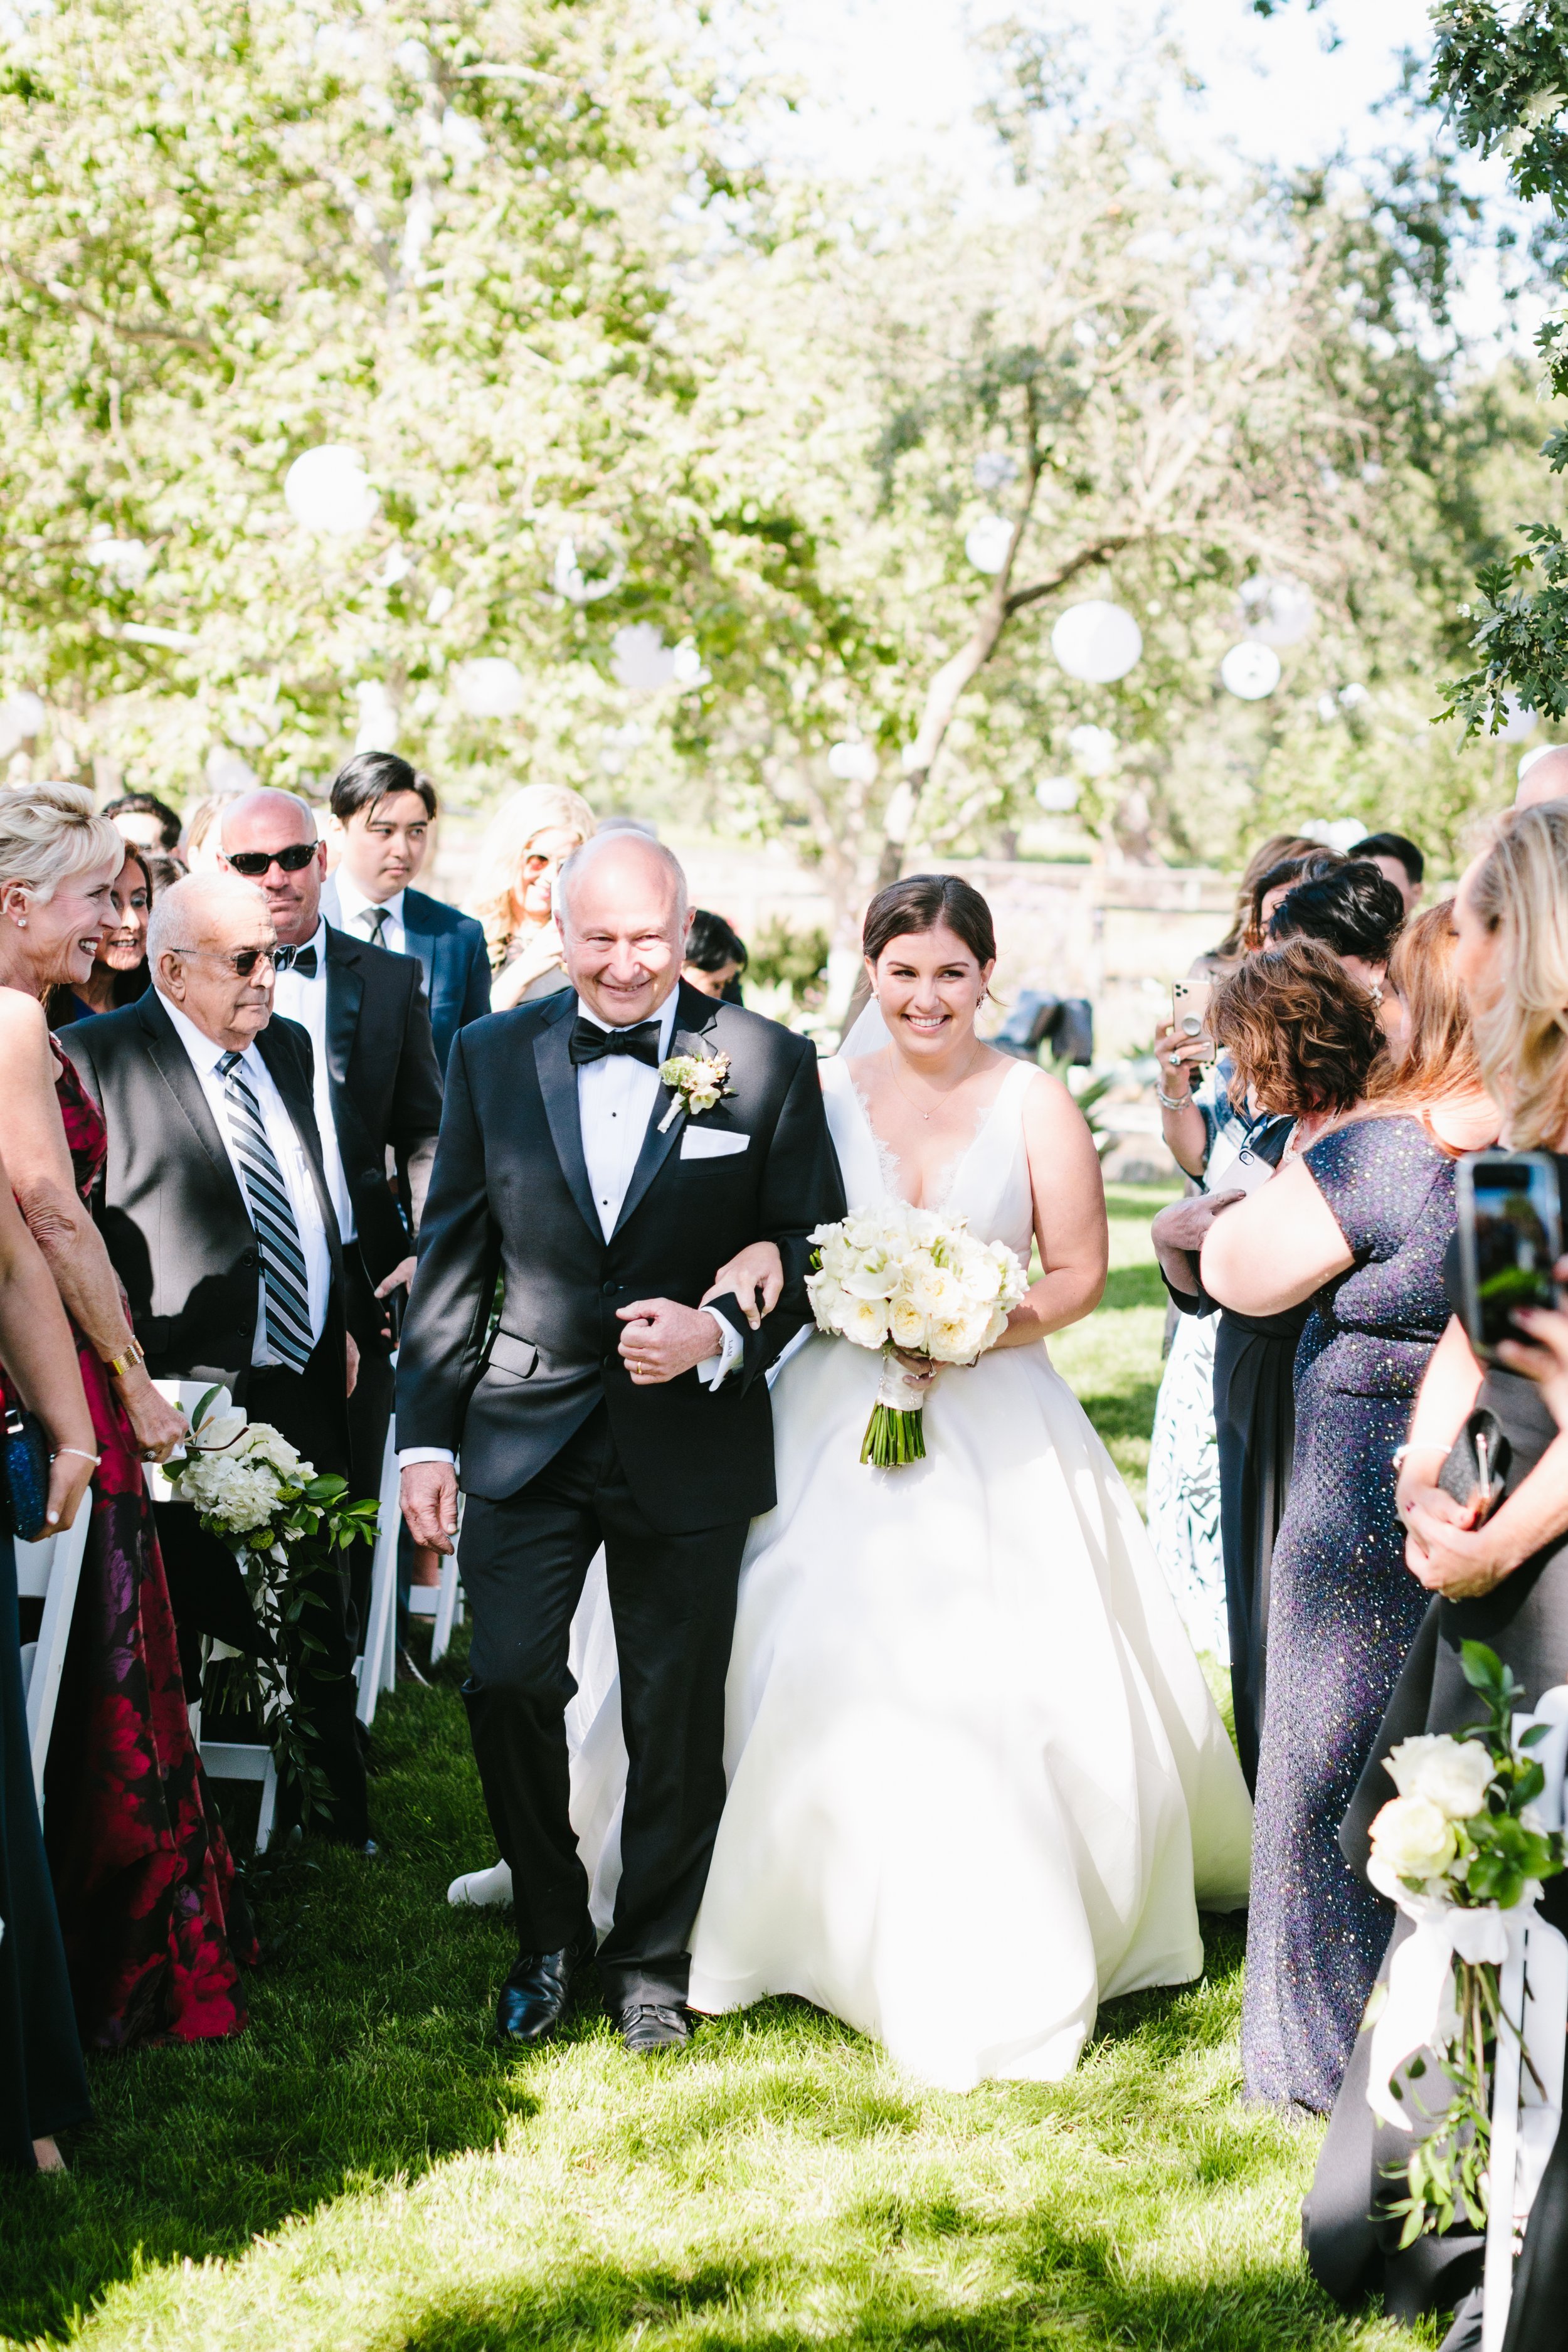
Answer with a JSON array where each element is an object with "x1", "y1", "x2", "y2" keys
[
  {"x1": 225, "y1": 844, "x2": 318, "y2": 877},
  {"x1": 167, "y1": 945, "x2": 280, "y2": 977}
]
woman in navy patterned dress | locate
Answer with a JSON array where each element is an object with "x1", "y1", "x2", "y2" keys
[{"x1": 1200, "y1": 927, "x2": 1496, "y2": 2111}]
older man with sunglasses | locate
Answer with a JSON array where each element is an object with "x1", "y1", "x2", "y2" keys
[{"x1": 55, "y1": 871, "x2": 373, "y2": 1845}]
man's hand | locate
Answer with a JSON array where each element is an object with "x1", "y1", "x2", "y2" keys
[
  {"x1": 1404, "y1": 1490, "x2": 1513, "y2": 1599},
  {"x1": 616, "y1": 1298, "x2": 722, "y2": 1385},
  {"x1": 1152, "y1": 1191, "x2": 1244, "y2": 1254},
  {"x1": 401, "y1": 1459, "x2": 458, "y2": 1554},
  {"x1": 375, "y1": 1255, "x2": 417, "y2": 1301},
  {"x1": 346, "y1": 1330, "x2": 361, "y2": 1397}
]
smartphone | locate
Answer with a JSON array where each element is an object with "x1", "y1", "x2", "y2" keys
[
  {"x1": 1456, "y1": 1151, "x2": 1565, "y2": 1362},
  {"x1": 1171, "y1": 977, "x2": 1216, "y2": 1067}
]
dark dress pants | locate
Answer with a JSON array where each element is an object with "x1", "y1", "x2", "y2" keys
[
  {"x1": 459, "y1": 1402, "x2": 748, "y2": 2008},
  {"x1": 343, "y1": 1249, "x2": 396, "y2": 1639}
]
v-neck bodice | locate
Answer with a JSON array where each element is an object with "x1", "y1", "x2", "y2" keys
[{"x1": 821, "y1": 1055, "x2": 1037, "y2": 1262}]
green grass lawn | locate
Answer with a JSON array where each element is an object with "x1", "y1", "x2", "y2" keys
[{"x1": 2, "y1": 1185, "x2": 1426, "y2": 2352}]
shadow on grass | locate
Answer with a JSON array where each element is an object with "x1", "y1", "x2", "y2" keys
[
  {"x1": 1099, "y1": 1261, "x2": 1168, "y2": 1313},
  {"x1": 1074, "y1": 1376, "x2": 1161, "y2": 1449}
]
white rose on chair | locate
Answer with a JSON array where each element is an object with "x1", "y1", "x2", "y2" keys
[{"x1": 807, "y1": 1204, "x2": 1027, "y2": 1468}]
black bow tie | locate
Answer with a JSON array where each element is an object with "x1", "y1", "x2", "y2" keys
[
  {"x1": 279, "y1": 943, "x2": 317, "y2": 978},
  {"x1": 568, "y1": 1017, "x2": 661, "y2": 1069}
]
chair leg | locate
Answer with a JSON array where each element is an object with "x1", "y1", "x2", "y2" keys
[{"x1": 254, "y1": 1751, "x2": 279, "y2": 1855}]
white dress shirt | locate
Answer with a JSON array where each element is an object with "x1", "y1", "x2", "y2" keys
[
  {"x1": 332, "y1": 870, "x2": 406, "y2": 958},
  {"x1": 271, "y1": 919, "x2": 356, "y2": 1243},
  {"x1": 159, "y1": 993, "x2": 332, "y2": 1366},
  {"x1": 398, "y1": 988, "x2": 740, "y2": 1471}
]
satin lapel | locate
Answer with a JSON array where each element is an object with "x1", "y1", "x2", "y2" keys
[
  {"x1": 322, "y1": 926, "x2": 363, "y2": 1089},
  {"x1": 612, "y1": 982, "x2": 720, "y2": 1239},
  {"x1": 138, "y1": 995, "x2": 238, "y2": 1193},
  {"x1": 532, "y1": 994, "x2": 601, "y2": 1243}
]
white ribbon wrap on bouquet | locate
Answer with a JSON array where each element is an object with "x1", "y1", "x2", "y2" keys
[
  {"x1": 1364, "y1": 1860, "x2": 1533, "y2": 2130},
  {"x1": 874, "y1": 1354, "x2": 931, "y2": 1415}
]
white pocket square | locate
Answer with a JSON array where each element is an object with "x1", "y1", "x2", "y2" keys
[{"x1": 680, "y1": 1128, "x2": 750, "y2": 1160}]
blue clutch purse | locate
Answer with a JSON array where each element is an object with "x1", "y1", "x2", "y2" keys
[{"x1": 1, "y1": 1401, "x2": 51, "y2": 1542}]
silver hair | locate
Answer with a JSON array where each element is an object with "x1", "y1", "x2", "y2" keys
[
  {"x1": 555, "y1": 829, "x2": 689, "y2": 930},
  {"x1": 147, "y1": 871, "x2": 270, "y2": 974}
]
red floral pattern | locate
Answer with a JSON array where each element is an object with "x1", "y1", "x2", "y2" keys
[{"x1": 35, "y1": 1043, "x2": 255, "y2": 2049}]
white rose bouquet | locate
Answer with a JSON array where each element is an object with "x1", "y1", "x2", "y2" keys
[
  {"x1": 1364, "y1": 1641, "x2": 1566, "y2": 2247},
  {"x1": 806, "y1": 1204, "x2": 1027, "y2": 1467},
  {"x1": 165, "y1": 1390, "x2": 380, "y2": 1826}
]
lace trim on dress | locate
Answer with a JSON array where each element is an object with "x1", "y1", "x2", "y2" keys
[{"x1": 849, "y1": 1061, "x2": 1032, "y2": 1216}]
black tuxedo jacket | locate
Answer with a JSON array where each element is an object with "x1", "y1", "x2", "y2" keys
[
  {"x1": 56, "y1": 992, "x2": 349, "y2": 1412},
  {"x1": 395, "y1": 982, "x2": 846, "y2": 1533},
  {"x1": 320, "y1": 923, "x2": 444, "y2": 1286}
]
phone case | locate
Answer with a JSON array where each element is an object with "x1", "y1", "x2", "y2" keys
[{"x1": 1436, "y1": 1407, "x2": 1513, "y2": 1525}]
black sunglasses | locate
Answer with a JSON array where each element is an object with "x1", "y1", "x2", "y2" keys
[
  {"x1": 225, "y1": 844, "x2": 317, "y2": 877},
  {"x1": 169, "y1": 945, "x2": 279, "y2": 977}
]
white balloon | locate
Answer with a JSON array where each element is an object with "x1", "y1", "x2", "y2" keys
[
  {"x1": 1067, "y1": 724, "x2": 1117, "y2": 775},
  {"x1": 1051, "y1": 601, "x2": 1143, "y2": 684},
  {"x1": 1239, "y1": 574, "x2": 1315, "y2": 649},
  {"x1": 1034, "y1": 776, "x2": 1080, "y2": 812},
  {"x1": 453, "y1": 657, "x2": 526, "y2": 719},
  {"x1": 827, "y1": 740, "x2": 878, "y2": 783},
  {"x1": 611, "y1": 623, "x2": 677, "y2": 694},
  {"x1": 1219, "y1": 642, "x2": 1281, "y2": 701},
  {"x1": 284, "y1": 445, "x2": 380, "y2": 539},
  {"x1": 964, "y1": 514, "x2": 1015, "y2": 575}
]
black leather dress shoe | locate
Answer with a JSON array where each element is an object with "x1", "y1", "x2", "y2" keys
[
  {"x1": 495, "y1": 1936, "x2": 593, "y2": 2047},
  {"x1": 617, "y1": 2000, "x2": 694, "y2": 2054}
]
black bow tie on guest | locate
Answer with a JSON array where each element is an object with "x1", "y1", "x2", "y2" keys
[
  {"x1": 277, "y1": 943, "x2": 317, "y2": 978},
  {"x1": 568, "y1": 1017, "x2": 662, "y2": 1069}
]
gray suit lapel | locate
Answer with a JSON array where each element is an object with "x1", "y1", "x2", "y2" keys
[
  {"x1": 612, "y1": 983, "x2": 719, "y2": 1239},
  {"x1": 138, "y1": 995, "x2": 239, "y2": 1194},
  {"x1": 532, "y1": 995, "x2": 602, "y2": 1242}
]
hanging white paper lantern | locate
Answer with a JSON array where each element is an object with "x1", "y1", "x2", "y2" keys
[
  {"x1": 1051, "y1": 601, "x2": 1143, "y2": 685},
  {"x1": 964, "y1": 514, "x2": 1015, "y2": 575},
  {"x1": 283, "y1": 445, "x2": 380, "y2": 538},
  {"x1": 1219, "y1": 642, "x2": 1281, "y2": 701},
  {"x1": 611, "y1": 623, "x2": 677, "y2": 694},
  {"x1": 205, "y1": 746, "x2": 257, "y2": 794},
  {"x1": 453, "y1": 657, "x2": 526, "y2": 719},
  {"x1": 1067, "y1": 724, "x2": 1117, "y2": 775},
  {"x1": 83, "y1": 536, "x2": 153, "y2": 590},
  {"x1": 1035, "y1": 776, "x2": 1080, "y2": 812},
  {"x1": 0, "y1": 691, "x2": 46, "y2": 752},
  {"x1": 426, "y1": 585, "x2": 455, "y2": 624},
  {"x1": 353, "y1": 680, "x2": 400, "y2": 755},
  {"x1": 1301, "y1": 817, "x2": 1372, "y2": 857},
  {"x1": 1239, "y1": 574, "x2": 1315, "y2": 648},
  {"x1": 827, "y1": 740, "x2": 878, "y2": 783},
  {"x1": 553, "y1": 537, "x2": 623, "y2": 604},
  {"x1": 972, "y1": 451, "x2": 1019, "y2": 492},
  {"x1": 671, "y1": 638, "x2": 709, "y2": 688}
]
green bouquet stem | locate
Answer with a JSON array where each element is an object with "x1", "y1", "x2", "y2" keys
[{"x1": 861, "y1": 1401, "x2": 928, "y2": 1467}]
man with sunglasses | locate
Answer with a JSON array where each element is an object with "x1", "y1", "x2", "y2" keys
[{"x1": 218, "y1": 790, "x2": 443, "y2": 1546}]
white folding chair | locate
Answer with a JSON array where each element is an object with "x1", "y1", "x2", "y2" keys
[
  {"x1": 1483, "y1": 1683, "x2": 1568, "y2": 2352},
  {"x1": 429, "y1": 1547, "x2": 464, "y2": 1666},
  {"x1": 18, "y1": 1502, "x2": 93, "y2": 1814},
  {"x1": 356, "y1": 1422, "x2": 403, "y2": 1728}
]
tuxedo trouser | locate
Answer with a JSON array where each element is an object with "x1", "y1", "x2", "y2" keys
[
  {"x1": 342, "y1": 1249, "x2": 396, "y2": 1643},
  {"x1": 156, "y1": 1331, "x2": 368, "y2": 1846},
  {"x1": 458, "y1": 1402, "x2": 748, "y2": 2008}
]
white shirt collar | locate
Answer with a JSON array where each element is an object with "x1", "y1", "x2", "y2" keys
[
  {"x1": 334, "y1": 871, "x2": 405, "y2": 932},
  {"x1": 572, "y1": 990, "x2": 679, "y2": 1053},
  {"x1": 158, "y1": 990, "x2": 261, "y2": 1079},
  {"x1": 289, "y1": 918, "x2": 328, "y2": 972}
]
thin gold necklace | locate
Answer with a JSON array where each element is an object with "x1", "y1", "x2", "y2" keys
[{"x1": 886, "y1": 1042, "x2": 984, "y2": 1122}]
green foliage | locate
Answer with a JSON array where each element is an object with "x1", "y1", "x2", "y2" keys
[{"x1": 744, "y1": 918, "x2": 829, "y2": 1007}]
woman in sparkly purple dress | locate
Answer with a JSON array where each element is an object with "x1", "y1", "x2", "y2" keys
[{"x1": 1199, "y1": 927, "x2": 1496, "y2": 2111}]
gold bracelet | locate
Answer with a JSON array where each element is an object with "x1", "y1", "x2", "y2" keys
[{"x1": 104, "y1": 1336, "x2": 146, "y2": 1379}]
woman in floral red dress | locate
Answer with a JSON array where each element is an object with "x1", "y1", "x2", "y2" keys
[{"x1": 0, "y1": 784, "x2": 253, "y2": 2048}]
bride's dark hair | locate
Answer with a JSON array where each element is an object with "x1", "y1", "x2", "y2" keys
[{"x1": 862, "y1": 873, "x2": 996, "y2": 968}]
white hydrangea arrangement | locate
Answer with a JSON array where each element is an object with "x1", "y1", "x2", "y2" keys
[
  {"x1": 807, "y1": 1205, "x2": 1028, "y2": 1466},
  {"x1": 166, "y1": 1392, "x2": 379, "y2": 1825}
]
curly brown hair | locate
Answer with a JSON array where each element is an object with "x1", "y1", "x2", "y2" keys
[{"x1": 1210, "y1": 938, "x2": 1385, "y2": 1117}]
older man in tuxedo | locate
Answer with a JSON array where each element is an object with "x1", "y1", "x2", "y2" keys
[
  {"x1": 397, "y1": 831, "x2": 845, "y2": 2052},
  {"x1": 57, "y1": 872, "x2": 370, "y2": 1843}
]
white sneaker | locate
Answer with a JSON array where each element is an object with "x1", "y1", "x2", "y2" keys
[{"x1": 447, "y1": 1858, "x2": 514, "y2": 1907}]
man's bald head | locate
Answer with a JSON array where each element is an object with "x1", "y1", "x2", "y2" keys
[
  {"x1": 1516, "y1": 745, "x2": 1568, "y2": 811},
  {"x1": 556, "y1": 829, "x2": 688, "y2": 933},
  {"x1": 220, "y1": 787, "x2": 318, "y2": 847},
  {"x1": 147, "y1": 870, "x2": 272, "y2": 966},
  {"x1": 149, "y1": 871, "x2": 278, "y2": 1050},
  {"x1": 554, "y1": 830, "x2": 692, "y2": 1029}
]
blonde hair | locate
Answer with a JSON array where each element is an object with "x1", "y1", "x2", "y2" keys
[
  {"x1": 467, "y1": 785, "x2": 596, "y2": 969},
  {"x1": 0, "y1": 781, "x2": 125, "y2": 904},
  {"x1": 1366, "y1": 901, "x2": 1483, "y2": 1108},
  {"x1": 1468, "y1": 803, "x2": 1568, "y2": 1148}
]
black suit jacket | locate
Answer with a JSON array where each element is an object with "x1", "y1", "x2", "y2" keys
[
  {"x1": 395, "y1": 982, "x2": 846, "y2": 1533},
  {"x1": 320, "y1": 923, "x2": 444, "y2": 1287},
  {"x1": 56, "y1": 992, "x2": 349, "y2": 1415},
  {"x1": 320, "y1": 876, "x2": 490, "y2": 1071}
]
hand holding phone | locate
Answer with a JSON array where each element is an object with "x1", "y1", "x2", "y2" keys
[
  {"x1": 1170, "y1": 978, "x2": 1216, "y2": 1068},
  {"x1": 1456, "y1": 1150, "x2": 1565, "y2": 1364}
]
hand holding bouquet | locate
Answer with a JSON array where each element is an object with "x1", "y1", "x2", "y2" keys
[{"x1": 807, "y1": 1205, "x2": 1027, "y2": 1466}]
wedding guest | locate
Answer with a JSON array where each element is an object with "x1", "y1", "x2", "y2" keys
[
  {"x1": 60, "y1": 871, "x2": 371, "y2": 1846},
  {"x1": 467, "y1": 784, "x2": 595, "y2": 1010},
  {"x1": 1514, "y1": 742, "x2": 1568, "y2": 809},
  {"x1": 100, "y1": 791, "x2": 181, "y2": 857},
  {"x1": 179, "y1": 796, "x2": 228, "y2": 873},
  {"x1": 682, "y1": 909, "x2": 747, "y2": 1004},
  {"x1": 320, "y1": 751, "x2": 490, "y2": 1069},
  {"x1": 1347, "y1": 830, "x2": 1425, "y2": 914},
  {"x1": 0, "y1": 784, "x2": 252, "y2": 2047},
  {"x1": 1306, "y1": 805, "x2": 1568, "y2": 2318},
  {"x1": 0, "y1": 1147, "x2": 97, "y2": 2173},
  {"x1": 1189, "y1": 832, "x2": 1322, "y2": 978},
  {"x1": 1199, "y1": 931, "x2": 1493, "y2": 2113},
  {"x1": 46, "y1": 842, "x2": 152, "y2": 1030},
  {"x1": 1266, "y1": 857, "x2": 1406, "y2": 996}
]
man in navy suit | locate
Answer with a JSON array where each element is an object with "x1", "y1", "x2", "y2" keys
[{"x1": 321, "y1": 751, "x2": 491, "y2": 1069}]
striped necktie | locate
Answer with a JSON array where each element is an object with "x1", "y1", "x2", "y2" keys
[{"x1": 217, "y1": 1050, "x2": 314, "y2": 1372}]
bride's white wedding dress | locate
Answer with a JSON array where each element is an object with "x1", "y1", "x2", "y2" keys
[{"x1": 462, "y1": 1054, "x2": 1253, "y2": 2089}]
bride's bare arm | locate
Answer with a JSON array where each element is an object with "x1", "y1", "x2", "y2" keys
[{"x1": 993, "y1": 1071, "x2": 1108, "y2": 1346}]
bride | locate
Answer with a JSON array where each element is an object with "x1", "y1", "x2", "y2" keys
[{"x1": 455, "y1": 873, "x2": 1252, "y2": 2089}]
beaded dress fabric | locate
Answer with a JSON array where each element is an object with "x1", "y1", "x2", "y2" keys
[{"x1": 1241, "y1": 1114, "x2": 1454, "y2": 2111}]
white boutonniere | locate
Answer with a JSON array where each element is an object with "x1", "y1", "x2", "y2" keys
[{"x1": 658, "y1": 1051, "x2": 734, "y2": 1131}]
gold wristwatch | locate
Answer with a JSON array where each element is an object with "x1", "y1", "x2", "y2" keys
[{"x1": 104, "y1": 1335, "x2": 146, "y2": 1379}]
